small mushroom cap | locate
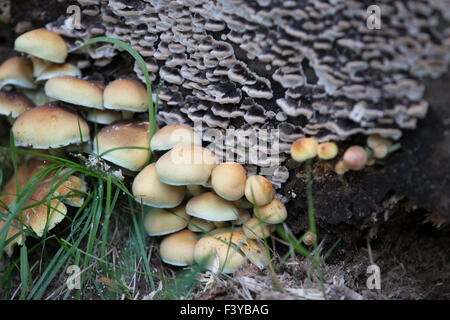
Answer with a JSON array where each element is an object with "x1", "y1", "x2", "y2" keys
[
  {"x1": 186, "y1": 192, "x2": 239, "y2": 222},
  {"x1": 0, "y1": 56, "x2": 35, "y2": 89},
  {"x1": 367, "y1": 134, "x2": 392, "y2": 149},
  {"x1": 143, "y1": 205, "x2": 190, "y2": 237},
  {"x1": 104, "y1": 79, "x2": 148, "y2": 112},
  {"x1": 86, "y1": 109, "x2": 122, "y2": 125},
  {"x1": 194, "y1": 228, "x2": 246, "y2": 273},
  {"x1": 373, "y1": 144, "x2": 388, "y2": 159},
  {"x1": 290, "y1": 137, "x2": 318, "y2": 162},
  {"x1": 150, "y1": 124, "x2": 202, "y2": 151},
  {"x1": 188, "y1": 217, "x2": 215, "y2": 233},
  {"x1": 93, "y1": 120, "x2": 150, "y2": 171},
  {"x1": 343, "y1": 145, "x2": 368, "y2": 171},
  {"x1": 317, "y1": 142, "x2": 338, "y2": 160},
  {"x1": 155, "y1": 145, "x2": 218, "y2": 186},
  {"x1": 244, "y1": 175, "x2": 274, "y2": 206},
  {"x1": 239, "y1": 239, "x2": 269, "y2": 270},
  {"x1": 20, "y1": 182, "x2": 68, "y2": 237},
  {"x1": 211, "y1": 162, "x2": 247, "y2": 201},
  {"x1": 243, "y1": 217, "x2": 272, "y2": 239},
  {"x1": 12, "y1": 104, "x2": 90, "y2": 149},
  {"x1": 45, "y1": 76, "x2": 104, "y2": 109},
  {"x1": 14, "y1": 28, "x2": 68, "y2": 63},
  {"x1": 36, "y1": 63, "x2": 81, "y2": 82},
  {"x1": 132, "y1": 163, "x2": 185, "y2": 208},
  {"x1": 0, "y1": 91, "x2": 34, "y2": 118},
  {"x1": 50, "y1": 174, "x2": 88, "y2": 208},
  {"x1": 160, "y1": 229, "x2": 199, "y2": 266},
  {"x1": 334, "y1": 160, "x2": 349, "y2": 175},
  {"x1": 255, "y1": 198, "x2": 287, "y2": 224}
]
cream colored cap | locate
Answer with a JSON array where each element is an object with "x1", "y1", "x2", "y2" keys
[
  {"x1": 143, "y1": 205, "x2": 190, "y2": 237},
  {"x1": 86, "y1": 109, "x2": 122, "y2": 125},
  {"x1": 188, "y1": 217, "x2": 215, "y2": 233},
  {"x1": 93, "y1": 120, "x2": 150, "y2": 171},
  {"x1": 155, "y1": 145, "x2": 218, "y2": 186},
  {"x1": 14, "y1": 28, "x2": 68, "y2": 63},
  {"x1": 186, "y1": 192, "x2": 238, "y2": 222},
  {"x1": 132, "y1": 163, "x2": 185, "y2": 208},
  {"x1": 104, "y1": 79, "x2": 148, "y2": 112},
  {"x1": 211, "y1": 162, "x2": 247, "y2": 201},
  {"x1": 150, "y1": 124, "x2": 202, "y2": 151},
  {"x1": 12, "y1": 104, "x2": 90, "y2": 149},
  {"x1": 243, "y1": 217, "x2": 273, "y2": 239},
  {"x1": 290, "y1": 137, "x2": 318, "y2": 162},
  {"x1": 160, "y1": 229, "x2": 199, "y2": 266},
  {"x1": 0, "y1": 56, "x2": 35, "y2": 89},
  {"x1": 30, "y1": 56, "x2": 52, "y2": 78},
  {"x1": 0, "y1": 91, "x2": 34, "y2": 118},
  {"x1": 244, "y1": 175, "x2": 274, "y2": 206},
  {"x1": 254, "y1": 198, "x2": 287, "y2": 224},
  {"x1": 36, "y1": 63, "x2": 81, "y2": 82},
  {"x1": 45, "y1": 76, "x2": 104, "y2": 109}
]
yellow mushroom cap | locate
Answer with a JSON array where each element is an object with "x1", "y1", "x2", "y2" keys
[
  {"x1": 160, "y1": 229, "x2": 199, "y2": 266},
  {"x1": 317, "y1": 142, "x2": 338, "y2": 160},
  {"x1": 188, "y1": 217, "x2": 215, "y2": 233},
  {"x1": 0, "y1": 91, "x2": 34, "y2": 118},
  {"x1": 0, "y1": 56, "x2": 35, "y2": 89},
  {"x1": 12, "y1": 104, "x2": 90, "y2": 149},
  {"x1": 244, "y1": 175, "x2": 274, "y2": 206},
  {"x1": 243, "y1": 217, "x2": 272, "y2": 239},
  {"x1": 36, "y1": 63, "x2": 81, "y2": 82},
  {"x1": 143, "y1": 205, "x2": 190, "y2": 237},
  {"x1": 14, "y1": 28, "x2": 68, "y2": 63},
  {"x1": 210, "y1": 162, "x2": 247, "y2": 201},
  {"x1": 150, "y1": 124, "x2": 202, "y2": 151},
  {"x1": 343, "y1": 145, "x2": 368, "y2": 171},
  {"x1": 255, "y1": 198, "x2": 287, "y2": 224},
  {"x1": 132, "y1": 163, "x2": 185, "y2": 208},
  {"x1": 45, "y1": 76, "x2": 104, "y2": 109},
  {"x1": 290, "y1": 137, "x2": 318, "y2": 162},
  {"x1": 155, "y1": 144, "x2": 218, "y2": 186},
  {"x1": 104, "y1": 79, "x2": 148, "y2": 112},
  {"x1": 334, "y1": 160, "x2": 349, "y2": 175},
  {"x1": 93, "y1": 120, "x2": 150, "y2": 171},
  {"x1": 194, "y1": 229, "x2": 246, "y2": 273},
  {"x1": 186, "y1": 192, "x2": 239, "y2": 222}
]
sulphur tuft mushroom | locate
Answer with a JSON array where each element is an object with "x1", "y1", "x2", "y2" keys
[
  {"x1": 317, "y1": 142, "x2": 338, "y2": 160},
  {"x1": 0, "y1": 91, "x2": 34, "y2": 118},
  {"x1": 143, "y1": 205, "x2": 190, "y2": 237},
  {"x1": 255, "y1": 198, "x2": 287, "y2": 224},
  {"x1": 186, "y1": 192, "x2": 238, "y2": 222},
  {"x1": 103, "y1": 78, "x2": 148, "y2": 113},
  {"x1": 132, "y1": 163, "x2": 185, "y2": 208},
  {"x1": 211, "y1": 162, "x2": 247, "y2": 201},
  {"x1": 334, "y1": 160, "x2": 349, "y2": 175},
  {"x1": 290, "y1": 137, "x2": 318, "y2": 162},
  {"x1": 342, "y1": 145, "x2": 368, "y2": 171},
  {"x1": 150, "y1": 124, "x2": 202, "y2": 151},
  {"x1": 0, "y1": 56, "x2": 35, "y2": 90},
  {"x1": 244, "y1": 175, "x2": 274, "y2": 206},
  {"x1": 159, "y1": 229, "x2": 199, "y2": 267},
  {"x1": 243, "y1": 217, "x2": 273, "y2": 240}
]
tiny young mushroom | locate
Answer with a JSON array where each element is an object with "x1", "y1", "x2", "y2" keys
[
  {"x1": 132, "y1": 163, "x2": 186, "y2": 208},
  {"x1": 159, "y1": 229, "x2": 199, "y2": 267},
  {"x1": 334, "y1": 160, "x2": 349, "y2": 175},
  {"x1": 150, "y1": 124, "x2": 202, "y2": 151},
  {"x1": 317, "y1": 141, "x2": 338, "y2": 160},
  {"x1": 254, "y1": 198, "x2": 287, "y2": 224},
  {"x1": 342, "y1": 145, "x2": 368, "y2": 171},
  {"x1": 143, "y1": 205, "x2": 190, "y2": 237},
  {"x1": 244, "y1": 175, "x2": 275, "y2": 206},
  {"x1": 290, "y1": 137, "x2": 318, "y2": 162},
  {"x1": 155, "y1": 144, "x2": 218, "y2": 186},
  {"x1": 211, "y1": 162, "x2": 247, "y2": 201}
]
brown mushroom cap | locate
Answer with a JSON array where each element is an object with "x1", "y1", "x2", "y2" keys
[
  {"x1": 45, "y1": 76, "x2": 104, "y2": 109},
  {"x1": 104, "y1": 79, "x2": 148, "y2": 112},
  {"x1": 132, "y1": 163, "x2": 185, "y2": 208},
  {"x1": 290, "y1": 137, "x2": 318, "y2": 162},
  {"x1": 244, "y1": 175, "x2": 274, "y2": 206},
  {"x1": 12, "y1": 104, "x2": 90, "y2": 149},
  {"x1": 211, "y1": 162, "x2": 247, "y2": 201},
  {"x1": 143, "y1": 205, "x2": 190, "y2": 237},
  {"x1": 155, "y1": 144, "x2": 218, "y2": 186},
  {"x1": 343, "y1": 145, "x2": 368, "y2": 171},
  {"x1": 160, "y1": 229, "x2": 199, "y2": 266},
  {"x1": 150, "y1": 124, "x2": 202, "y2": 151},
  {"x1": 0, "y1": 56, "x2": 35, "y2": 89},
  {"x1": 14, "y1": 28, "x2": 68, "y2": 63},
  {"x1": 186, "y1": 192, "x2": 239, "y2": 222},
  {"x1": 0, "y1": 91, "x2": 34, "y2": 118},
  {"x1": 255, "y1": 198, "x2": 287, "y2": 224},
  {"x1": 93, "y1": 120, "x2": 150, "y2": 171}
]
